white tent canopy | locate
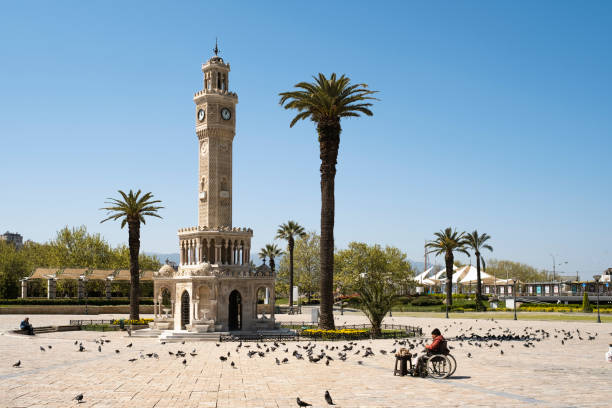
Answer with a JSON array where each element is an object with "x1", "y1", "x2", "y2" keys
[
  {"x1": 414, "y1": 267, "x2": 434, "y2": 283},
  {"x1": 455, "y1": 265, "x2": 509, "y2": 285}
]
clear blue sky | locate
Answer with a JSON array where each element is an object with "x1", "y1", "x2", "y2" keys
[{"x1": 1, "y1": 1, "x2": 610, "y2": 278}]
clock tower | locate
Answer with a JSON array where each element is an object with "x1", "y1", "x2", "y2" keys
[
  {"x1": 193, "y1": 48, "x2": 237, "y2": 228},
  {"x1": 152, "y1": 45, "x2": 276, "y2": 335}
]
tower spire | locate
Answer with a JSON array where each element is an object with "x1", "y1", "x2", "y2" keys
[{"x1": 213, "y1": 37, "x2": 219, "y2": 56}]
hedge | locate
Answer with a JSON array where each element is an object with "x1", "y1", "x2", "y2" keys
[{"x1": 0, "y1": 297, "x2": 154, "y2": 306}]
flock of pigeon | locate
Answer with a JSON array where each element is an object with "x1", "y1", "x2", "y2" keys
[{"x1": 9, "y1": 318, "x2": 603, "y2": 406}]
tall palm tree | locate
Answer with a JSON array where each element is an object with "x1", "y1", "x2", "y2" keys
[
  {"x1": 100, "y1": 190, "x2": 163, "y2": 319},
  {"x1": 259, "y1": 243, "x2": 284, "y2": 273},
  {"x1": 425, "y1": 227, "x2": 469, "y2": 308},
  {"x1": 276, "y1": 221, "x2": 306, "y2": 308},
  {"x1": 279, "y1": 73, "x2": 378, "y2": 329},
  {"x1": 465, "y1": 230, "x2": 493, "y2": 308}
]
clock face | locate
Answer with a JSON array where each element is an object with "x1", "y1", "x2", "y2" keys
[
  {"x1": 221, "y1": 107, "x2": 232, "y2": 121},
  {"x1": 197, "y1": 109, "x2": 205, "y2": 121}
]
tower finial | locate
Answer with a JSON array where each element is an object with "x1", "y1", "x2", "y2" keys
[{"x1": 213, "y1": 37, "x2": 219, "y2": 56}]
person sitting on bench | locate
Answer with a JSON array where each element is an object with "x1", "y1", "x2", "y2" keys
[{"x1": 20, "y1": 317, "x2": 34, "y2": 335}]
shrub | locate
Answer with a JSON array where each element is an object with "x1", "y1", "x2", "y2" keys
[
  {"x1": 410, "y1": 297, "x2": 443, "y2": 306},
  {"x1": 0, "y1": 297, "x2": 154, "y2": 306},
  {"x1": 581, "y1": 292, "x2": 592, "y2": 313}
]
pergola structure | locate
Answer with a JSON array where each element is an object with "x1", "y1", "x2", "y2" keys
[{"x1": 21, "y1": 268, "x2": 157, "y2": 299}]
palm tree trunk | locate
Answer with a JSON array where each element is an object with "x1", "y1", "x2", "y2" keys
[
  {"x1": 318, "y1": 119, "x2": 340, "y2": 330},
  {"x1": 288, "y1": 239, "x2": 294, "y2": 307},
  {"x1": 445, "y1": 252, "x2": 454, "y2": 307},
  {"x1": 128, "y1": 220, "x2": 140, "y2": 320},
  {"x1": 475, "y1": 252, "x2": 482, "y2": 309}
]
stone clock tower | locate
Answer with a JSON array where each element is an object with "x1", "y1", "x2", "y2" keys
[
  {"x1": 193, "y1": 49, "x2": 237, "y2": 228},
  {"x1": 151, "y1": 46, "x2": 276, "y2": 336}
]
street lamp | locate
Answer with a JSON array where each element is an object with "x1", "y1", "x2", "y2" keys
[
  {"x1": 593, "y1": 275, "x2": 601, "y2": 324},
  {"x1": 79, "y1": 275, "x2": 88, "y2": 315},
  {"x1": 549, "y1": 254, "x2": 568, "y2": 284},
  {"x1": 508, "y1": 279, "x2": 517, "y2": 320}
]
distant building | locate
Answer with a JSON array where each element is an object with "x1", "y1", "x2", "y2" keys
[{"x1": 1, "y1": 231, "x2": 23, "y2": 249}]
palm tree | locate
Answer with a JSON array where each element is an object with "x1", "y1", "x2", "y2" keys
[
  {"x1": 259, "y1": 243, "x2": 284, "y2": 274},
  {"x1": 279, "y1": 73, "x2": 378, "y2": 329},
  {"x1": 465, "y1": 230, "x2": 493, "y2": 308},
  {"x1": 276, "y1": 221, "x2": 306, "y2": 308},
  {"x1": 425, "y1": 227, "x2": 469, "y2": 309},
  {"x1": 100, "y1": 190, "x2": 163, "y2": 319}
]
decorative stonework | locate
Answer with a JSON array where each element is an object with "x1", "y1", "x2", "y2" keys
[{"x1": 153, "y1": 50, "x2": 274, "y2": 333}]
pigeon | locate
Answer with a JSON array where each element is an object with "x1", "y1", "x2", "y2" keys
[
  {"x1": 128, "y1": 358, "x2": 137, "y2": 362},
  {"x1": 467, "y1": 353, "x2": 472, "y2": 358},
  {"x1": 282, "y1": 357, "x2": 289, "y2": 364},
  {"x1": 297, "y1": 397, "x2": 312, "y2": 407},
  {"x1": 216, "y1": 343, "x2": 220, "y2": 347},
  {"x1": 74, "y1": 341, "x2": 78, "y2": 345},
  {"x1": 74, "y1": 393, "x2": 84, "y2": 403},
  {"x1": 182, "y1": 359, "x2": 187, "y2": 365},
  {"x1": 127, "y1": 343, "x2": 133, "y2": 348},
  {"x1": 79, "y1": 344, "x2": 85, "y2": 352},
  {"x1": 181, "y1": 341, "x2": 185, "y2": 345},
  {"x1": 275, "y1": 358, "x2": 280, "y2": 365},
  {"x1": 115, "y1": 350, "x2": 120, "y2": 354},
  {"x1": 13, "y1": 360, "x2": 21, "y2": 367},
  {"x1": 325, "y1": 390, "x2": 335, "y2": 405},
  {"x1": 190, "y1": 352, "x2": 197, "y2": 357},
  {"x1": 98, "y1": 345, "x2": 102, "y2": 352},
  {"x1": 220, "y1": 356, "x2": 227, "y2": 361},
  {"x1": 231, "y1": 361, "x2": 235, "y2": 368},
  {"x1": 48, "y1": 345, "x2": 52, "y2": 349},
  {"x1": 40, "y1": 346, "x2": 46, "y2": 352}
]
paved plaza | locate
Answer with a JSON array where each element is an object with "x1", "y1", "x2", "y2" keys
[{"x1": 0, "y1": 313, "x2": 610, "y2": 407}]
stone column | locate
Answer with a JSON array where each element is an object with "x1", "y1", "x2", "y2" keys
[
  {"x1": 239, "y1": 245, "x2": 244, "y2": 265},
  {"x1": 270, "y1": 286, "x2": 275, "y2": 319},
  {"x1": 20, "y1": 279, "x2": 28, "y2": 298},
  {"x1": 105, "y1": 279, "x2": 112, "y2": 300},
  {"x1": 196, "y1": 240, "x2": 201, "y2": 264},
  {"x1": 179, "y1": 242, "x2": 184, "y2": 265},
  {"x1": 77, "y1": 279, "x2": 85, "y2": 300},
  {"x1": 228, "y1": 241, "x2": 233, "y2": 265},
  {"x1": 215, "y1": 245, "x2": 222, "y2": 265},
  {"x1": 47, "y1": 278, "x2": 56, "y2": 299},
  {"x1": 265, "y1": 287, "x2": 270, "y2": 305}
]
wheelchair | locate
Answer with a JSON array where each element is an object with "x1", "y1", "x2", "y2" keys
[
  {"x1": 422, "y1": 353, "x2": 457, "y2": 379},
  {"x1": 410, "y1": 341, "x2": 457, "y2": 379}
]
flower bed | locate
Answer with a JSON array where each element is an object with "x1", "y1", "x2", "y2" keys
[
  {"x1": 112, "y1": 318, "x2": 154, "y2": 325},
  {"x1": 301, "y1": 328, "x2": 369, "y2": 340}
]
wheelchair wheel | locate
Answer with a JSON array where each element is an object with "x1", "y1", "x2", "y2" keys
[
  {"x1": 446, "y1": 354, "x2": 457, "y2": 377},
  {"x1": 426, "y1": 355, "x2": 452, "y2": 379}
]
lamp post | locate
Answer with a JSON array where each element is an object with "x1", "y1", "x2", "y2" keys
[
  {"x1": 593, "y1": 274, "x2": 601, "y2": 324},
  {"x1": 508, "y1": 279, "x2": 517, "y2": 320},
  {"x1": 549, "y1": 254, "x2": 568, "y2": 284},
  {"x1": 80, "y1": 275, "x2": 88, "y2": 315}
]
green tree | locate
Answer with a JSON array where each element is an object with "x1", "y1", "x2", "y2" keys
[
  {"x1": 279, "y1": 73, "x2": 378, "y2": 329},
  {"x1": 425, "y1": 228, "x2": 469, "y2": 307},
  {"x1": 485, "y1": 259, "x2": 551, "y2": 284},
  {"x1": 335, "y1": 242, "x2": 414, "y2": 336},
  {"x1": 277, "y1": 231, "x2": 320, "y2": 303},
  {"x1": 258, "y1": 244, "x2": 284, "y2": 274},
  {"x1": 581, "y1": 292, "x2": 592, "y2": 312},
  {"x1": 100, "y1": 190, "x2": 163, "y2": 319},
  {"x1": 465, "y1": 230, "x2": 493, "y2": 308},
  {"x1": 276, "y1": 221, "x2": 307, "y2": 307}
]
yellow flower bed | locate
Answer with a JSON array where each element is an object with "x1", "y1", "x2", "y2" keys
[
  {"x1": 302, "y1": 329, "x2": 367, "y2": 335},
  {"x1": 301, "y1": 328, "x2": 369, "y2": 340},
  {"x1": 112, "y1": 318, "x2": 154, "y2": 325}
]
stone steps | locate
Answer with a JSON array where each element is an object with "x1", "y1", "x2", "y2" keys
[
  {"x1": 130, "y1": 329, "x2": 163, "y2": 338},
  {"x1": 159, "y1": 330, "x2": 227, "y2": 342}
]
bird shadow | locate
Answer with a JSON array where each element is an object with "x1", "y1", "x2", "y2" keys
[{"x1": 447, "y1": 375, "x2": 471, "y2": 380}]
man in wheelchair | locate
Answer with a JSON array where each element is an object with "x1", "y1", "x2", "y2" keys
[{"x1": 413, "y1": 328, "x2": 449, "y2": 376}]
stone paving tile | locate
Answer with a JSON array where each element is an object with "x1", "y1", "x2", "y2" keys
[{"x1": 0, "y1": 313, "x2": 610, "y2": 407}]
